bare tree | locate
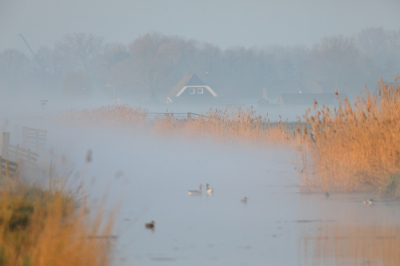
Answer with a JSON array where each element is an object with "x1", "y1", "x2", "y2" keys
[
  {"x1": 309, "y1": 35, "x2": 360, "y2": 91},
  {"x1": 53, "y1": 32, "x2": 105, "y2": 98},
  {"x1": 55, "y1": 32, "x2": 104, "y2": 72},
  {"x1": 128, "y1": 32, "x2": 181, "y2": 101},
  {"x1": 0, "y1": 49, "x2": 34, "y2": 90},
  {"x1": 358, "y1": 27, "x2": 388, "y2": 53},
  {"x1": 101, "y1": 43, "x2": 134, "y2": 98},
  {"x1": 357, "y1": 28, "x2": 400, "y2": 81},
  {"x1": 387, "y1": 29, "x2": 400, "y2": 50}
]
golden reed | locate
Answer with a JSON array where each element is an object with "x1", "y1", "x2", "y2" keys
[
  {"x1": 59, "y1": 105, "x2": 293, "y2": 145},
  {"x1": 298, "y1": 78, "x2": 400, "y2": 192},
  {"x1": 60, "y1": 78, "x2": 400, "y2": 193},
  {"x1": 0, "y1": 170, "x2": 115, "y2": 266}
]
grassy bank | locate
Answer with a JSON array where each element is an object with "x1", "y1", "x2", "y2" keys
[{"x1": 0, "y1": 172, "x2": 115, "y2": 266}]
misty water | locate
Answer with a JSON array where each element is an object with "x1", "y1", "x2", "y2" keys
[
  {"x1": 2, "y1": 0, "x2": 400, "y2": 264},
  {"x1": 3, "y1": 114, "x2": 400, "y2": 266}
]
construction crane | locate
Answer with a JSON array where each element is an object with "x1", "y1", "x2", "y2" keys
[{"x1": 19, "y1": 33, "x2": 43, "y2": 68}]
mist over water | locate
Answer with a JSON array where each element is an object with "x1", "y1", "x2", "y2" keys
[
  {"x1": 42, "y1": 120, "x2": 302, "y2": 265},
  {"x1": 2, "y1": 1, "x2": 400, "y2": 265},
  {"x1": 2, "y1": 114, "x2": 400, "y2": 265}
]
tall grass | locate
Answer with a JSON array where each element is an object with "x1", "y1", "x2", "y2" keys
[
  {"x1": 0, "y1": 169, "x2": 115, "y2": 266},
  {"x1": 298, "y1": 78, "x2": 400, "y2": 192},
  {"x1": 59, "y1": 79, "x2": 400, "y2": 193},
  {"x1": 59, "y1": 104, "x2": 148, "y2": 131},
  {"x1": 153, "y1": 107, "x2": 294, "y2": 144},
  {"x1": 59, "y1": 105, "x2": 295, "y2": 145}
]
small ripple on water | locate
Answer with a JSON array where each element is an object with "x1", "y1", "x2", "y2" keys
[
  {"x1": 294, "y1": 219, "x2": 335, "y2": 223},
  {"x1": 150, "y1": 257, "x2": 177, "y2": 262}
]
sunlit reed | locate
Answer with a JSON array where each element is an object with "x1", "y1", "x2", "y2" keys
[
  {"x1": 59, "y1": 105, "x2": 295, "y2": 145},
  {"x1": 298, "y1": 78, "x2": 400, "y2": 192},
  {"x1": 0, "y1": 168, "x2": 115, "y2": 266}
]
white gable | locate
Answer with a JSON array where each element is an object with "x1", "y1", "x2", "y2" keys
[{"x1": 175, "y1": 86, "x2": 218, "y2": 97}]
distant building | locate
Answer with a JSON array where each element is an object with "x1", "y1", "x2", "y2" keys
[
  {"x1": 166, "y1": 73, "x2": 217, "y2": 103},
  {"x1": 278, "y1": 92, "x2": 348, "y2": 106}
]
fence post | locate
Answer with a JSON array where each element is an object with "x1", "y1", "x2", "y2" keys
[
  {"x1": 22, "y1": 127, "x2": 27, "y2": 147},
  {"x1": 15, "y1": 144, "x2": 20, "y2": 162},
  {"x1": 1, "y1": 132, "x2": 10, "y2": 160},
  {"x1": 27, "y1": 149, "x2": 31, "y2": 169},
  {"x1": 187, "y1": 112, "x2": 191, "y2": 119}
]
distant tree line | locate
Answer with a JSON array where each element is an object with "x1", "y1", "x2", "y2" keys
[{"x1": 0, "y1": 27, "x2": 399, "y2": 102}]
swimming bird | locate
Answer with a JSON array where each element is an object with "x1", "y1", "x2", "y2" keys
[
  {"x1": 145, "y1": 221, "x2": 155, "y2": 229},
  {"x1": 363, "y1": 199, "x2": 373, "y2": 205},
  {"x1": 187, "y1": 184, "x2": 203, "y2": 195},
  {"x1": 241, "y1": 197, "x2": 248, "y2": 204},
  {"x1": 325, "y1": 192, "x2": 330, "y2": 198},
  {"x1": 206, "y1": 183, "x2": 213, "y2": 194}
]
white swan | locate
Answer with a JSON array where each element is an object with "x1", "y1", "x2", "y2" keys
[{"x1": 187, "y1": 184, "x2": 203, "y2": 195}]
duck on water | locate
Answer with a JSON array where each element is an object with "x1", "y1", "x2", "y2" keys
[
  {"x1": 363, "y1": 199, "x2": 373, "y2": 205},
  {"x1": 145, "y1": 221, "x2": 155, "y2": 229},
  {"x1": 206, "y1": 183, "x2": 213, "y2": 195}
]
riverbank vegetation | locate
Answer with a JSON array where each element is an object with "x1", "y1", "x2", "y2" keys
[
  {"x1": 299, "y1": 79, "x2": 400, "y2": 193},
  {"x1": 59, "y1": 105, "x2": 295, "y2": 145},
  {"x1": 59, "y1": 79, "x2": 400, "y2": 195},
  {"x1": 0, "y1": 169, "x2": 115, "y2": 266}
]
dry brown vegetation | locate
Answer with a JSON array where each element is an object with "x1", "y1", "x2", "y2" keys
[
  {"x1": 59, "y1": 79, "x2": 400, "y2": 194},
  {"x1": 0, "y1": 171, "x2": 115, "y2": 266},
  {"x1": 298, "y1": 78, "x2": 400, "y2": 193},
  {"x1": 153, "y1": 107, "x2": 296, "y2": 144},
  {"x1": 59, "y1": 104, "x2": 148, "y2": 130},
  {"x1": 59, "y1": 105, "x2": 295, "y2": 145}
]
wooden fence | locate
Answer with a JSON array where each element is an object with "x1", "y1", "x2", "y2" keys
[
  {"x1": 22, "y1": 127, "x2": 47, "y2": 152},
  {"x1": 146, "y1": 112, "x2": 311, "y2": 134},
  {"x1": 146, "y1": 112, "x2": 206, "y2": 120},
  {"x1": 0, "y1": 156, "x2": 18, "y2": 178},
  {"x1": 0, "y1": 127, "x2": 46, "y2": 178}
]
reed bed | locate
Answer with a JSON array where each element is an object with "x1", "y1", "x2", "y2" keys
[
  {"x1": 59, "y1": 80, "x2": 400, "y2": 193},
  {"x1": 298, "y1": 78, "x2": 400, "y2": 193},
  {"x1": 60, "y1": 105, "x2": 295, "y2": 145},
  {"x1": 0, "y1": 170, "x2": 115, "y2": 266},
  {"x1": 153, "y1": 107, "x2": 294, "y2": 145},
  {"x1": 59, "y1": 104, "x2": 148, "y2": 132}
]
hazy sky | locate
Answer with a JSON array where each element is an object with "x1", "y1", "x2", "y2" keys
[{"x1": 1, "y1": 0, "x2": 400, "y2": 53}]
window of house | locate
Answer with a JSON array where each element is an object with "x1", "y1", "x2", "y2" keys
[
  {"x1": 189, "y1": 88, "x2": 195, "y2": 94},
  {"x1": 197, "y1": 87, "x2": 204, "y2": 94}
]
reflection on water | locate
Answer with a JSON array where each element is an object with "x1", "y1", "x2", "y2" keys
[
  {"x1": 298, "y1": 195, "x2": 400, "y2": 266},
  {"x1": 18, "y1": 122, "x2": 400, "y2": 266},
  {"x1": 301, "y1": 223, "x2": 400, "y2": 266}
]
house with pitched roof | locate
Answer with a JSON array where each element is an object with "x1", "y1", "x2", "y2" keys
[{"x1": 166, "y1": 73, "x2": 218, "y2": 103}]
